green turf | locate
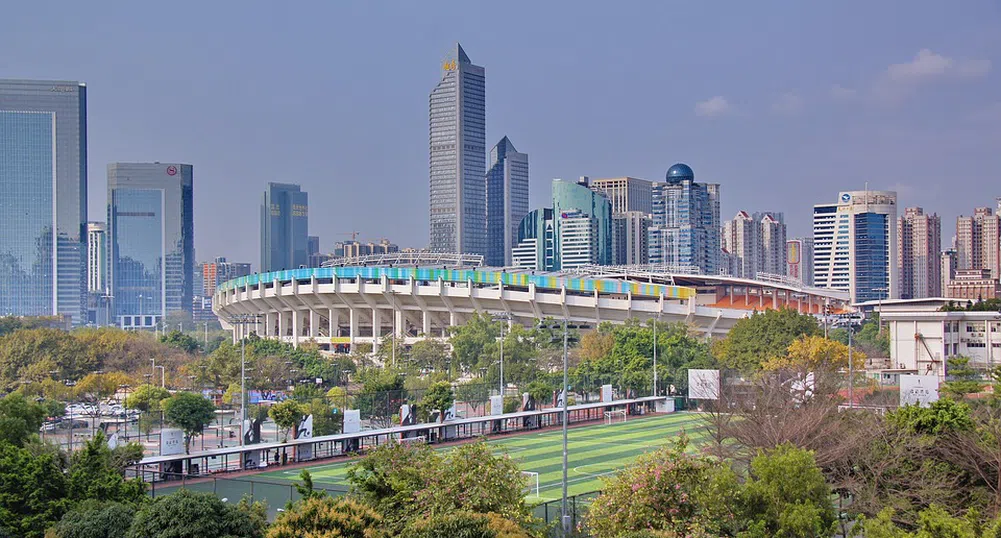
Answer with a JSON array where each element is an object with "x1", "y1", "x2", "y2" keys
[{"x1": 252, "y1": 412, "x2": 707, "y2": 503}]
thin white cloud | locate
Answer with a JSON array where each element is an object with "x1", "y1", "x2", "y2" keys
[
  {"x1": 874, "y1": 49, "x2": 991, "y2": 104},
  {"x1": 830, "y1": 85, "x2": 858, "y2": 100},
  {"x1": 695, "y1": 96, "x2": 731, "y2": 117},
  {"x1": 772, "y1": 92, "x2": 804, "y2": 115}
]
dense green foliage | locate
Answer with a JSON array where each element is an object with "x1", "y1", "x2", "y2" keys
[
  {"x1": 713, "y1": 308, "x2": 819, "y2": 372},
  {"x1": 161, "y1": 392, "x2": 216, "y2": 453},
  {"x1": 48, "y1": 501, "x2": 134, "y2": 538},
  {"x1": 0, "y1": 392, "x2": 46, "y2": 447},
  {"x1": 268, "y1": 399, "x2": 305, "y2": 442},
  {"x1": 125, "y1": 490, "x2": 266, "y2": 538},
  {"x1": 266, "y1": 496, "x2": 386, "y2": 538}
]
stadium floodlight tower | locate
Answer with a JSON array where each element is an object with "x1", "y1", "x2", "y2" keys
[
  {"x1": 538, "y1": 318, "x2": 573, "y2": 536},
  {"x1": 226, "y1": 314, "x2": 260, "y2": 447}
]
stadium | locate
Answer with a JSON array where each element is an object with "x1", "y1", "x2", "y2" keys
[{"x1": 212, "y1": 252, "x2": 849, "y2": 350}]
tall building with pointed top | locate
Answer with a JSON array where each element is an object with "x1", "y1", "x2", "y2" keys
[
  {"x1": 485, "y1": 136, "x2": 528, "y2": 266},
  {"x1": 429, "y1": 43, "x2": 487, "y2": 255}
]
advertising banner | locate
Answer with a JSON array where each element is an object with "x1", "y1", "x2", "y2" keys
[
  {"x1": 601, "y1": 384, "x2": 613, "y2": 402},
  {"x1": 490, "y1": 395, "x2": 504, "y2": 416},
  {"x1": 688, "y1": 369, "x2": 721, "y2": 400},
  {"x1": 343, "y1": 409, "x2": 361, "y2": 434},
  {"x1": 296, "y1": 415, "x2": 314, "y2": 462},
  {"x1": 900, "y1": 374, "x2": 940, "y2": 407}
]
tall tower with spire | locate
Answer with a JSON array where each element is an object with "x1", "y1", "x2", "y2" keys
[
  {"x1": 429, "y1": 43, "x2": 487, "y2": 255},
  {"x1": 486, "y1": 136, "x2": 529, "y2": 266}
]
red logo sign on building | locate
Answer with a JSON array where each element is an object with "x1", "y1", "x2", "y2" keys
[{"x1": 166, "y1": 165, "x2": 177, "y2": 176}]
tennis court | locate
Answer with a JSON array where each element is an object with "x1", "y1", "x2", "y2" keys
[{"x1": 251, "y1": 411, "x2": 707, "y2": 503}]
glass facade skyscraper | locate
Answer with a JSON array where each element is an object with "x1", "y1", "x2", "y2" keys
[
  {"x1": 108, "y1": 163, "x2": 194, "y2": 328},
  {"x1": 648, "y1": 164, "x2": 721, "y2": 274},
  {"x1": 485, "y1": 136, "x2": 529, "y2": 266},
  {"x1": 0, "y1": 79, "x2": 88, "y2": 322},
  {"x1": 260, "y1": 182, "x2": 309, "y2": 272},
  {"x1": 429, "y1": 43, "x2": 487, "y2": 255}
]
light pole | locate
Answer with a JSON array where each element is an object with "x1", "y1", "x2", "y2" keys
[
  {"x1": 227, "y1": 314, "x2": 260, "y2": 448},
  {"x1": 155, "y1": 366, "x2": 165, "y2": 388},
  {"x1": 561, "y1": 318, "x2": 570, "y2": 536},
  {"x1": 652, "y1": 313, "x2": 659, "y2": 397},
  {"x1": 493, "y1": 313, "x2": 512, "y2": 397},
  {"x1": 203, "y1": 322, "x2": 209, "y2": 346}
]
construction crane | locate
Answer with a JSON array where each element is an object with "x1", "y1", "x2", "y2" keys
[{"x1": 338, "y1": 231, "x2": 361, "y2": 242}]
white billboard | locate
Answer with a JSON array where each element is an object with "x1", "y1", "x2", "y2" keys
[
  {"x1": 601, "y1": 384, "x2": 613, "y2": 402},
  {"x1": 160, "y1": 428, "x2": 185, "y2": 456},
  {"x1": 900, "y1": 374, "x2": 939, "y2": 407},
  {"x1": 296, "y1": 415, "x2": 314, "y2": 462},
  {"x1": 490, "y1": 395, "x2": 504, "y2": 416},
  {"x1": 343, "y1": 409, "x2": 361, "y2": 434},
  {"x1": 688, "y1": 369, "x2": 720, "y2": 401}
]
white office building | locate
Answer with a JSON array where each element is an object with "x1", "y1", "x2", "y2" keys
[{"x1": 813, "y1": 190, "x2": 898, "y2": 303}]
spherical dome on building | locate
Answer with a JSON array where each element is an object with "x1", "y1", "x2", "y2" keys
[{"x1": 665, "y1": 163, "x2": 695, "y2": 183}]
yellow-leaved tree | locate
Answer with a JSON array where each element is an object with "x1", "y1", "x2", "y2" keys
[{"x1": 763, "y1": 335, "x2": 865, "y2": 372}]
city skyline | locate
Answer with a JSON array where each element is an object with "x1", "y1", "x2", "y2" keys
[{"x1": 1, "y1": 2, "x2": 996, "y2": 265}]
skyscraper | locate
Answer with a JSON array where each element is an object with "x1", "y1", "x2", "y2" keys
[
  {"x1": 648, "y1": 163, "x2": 720, "y2": 274},
  {"x1": 260, "y1": 182, "x2": 309, "y2": 272},
  {"x1": 759, "y1": 213, "x2": 787, "y2": 277},
  {"x1": 108, "y1": 163, "x2": 194, "y2": 328},
  {"x1": 897, "y1": 207, "x2": 942, "y2": 299},
  {"x1": 589, "y1": 177, "x2": 654, "y2": 215},
  {"x1": 429, "y1": 43, "x2": 486, "y2": 255},
  {"x1": 201, "y1": 257, "x2": 252, "y2": 297},
  {"x1": 0, "y1": 79, "x2": 88, "y2": 322},
  {"x1": 721, "y1": 211, "x2": 786, "y2": 279},
  {"x1": 941, "y1": 249, "x2": 957, "y2": 295},
  {"x1": 813, "y1": 190, "x2": 897, "y2": 303},
  {"x1": 86, "y1": 222, "x2": 107, "y2": 294},
  {"x1": 512, "y1": 178, "x2": 611, "y2": 270},
  {"x1": 611, "y1": 212, "x2": 650, "y2": 265},
  {"x1": 485, "y1": 136, "x2": 528, "y2": 266},
  {"x1": 786, "y1": 238, "x2": 815, "y2": 286},
  {"x1": 956, "y1": 207, "x2": 1001, "y2": 279}
]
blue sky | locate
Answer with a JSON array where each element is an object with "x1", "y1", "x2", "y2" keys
[{"x1": 2, "y1": 1, "x2": 999, "y2": 267}]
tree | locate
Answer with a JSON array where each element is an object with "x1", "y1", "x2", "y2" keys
[
  {"x1": 450, "y1": 313, "x2": 502, "y2": 374},
  {"x1": 123, "y1": 384, "x2": 169, "y2": 413},
  {"x1": 741, "y1": 443, "x2": 836, "y2": 537},
  {"x1": 0, "y1": 441, "x2": 68, "y2": 538},
  {"x1": 354, "y1": 368, "x2": 405, "y2": 428},
  {"x1": 265, "y1": 496, "x2": 387, "y2": 538},
  {"x1": 888, "y1": 398, "x2": 974, "y2": 435},
  {"x1": 66, "y1": 431, "x2": 146, "y2": 505},
  {"x1": 161, "y1": 392, "x2": 215, "y2": 454},
  {"x1": 763, "y1": 335, "x2": 865, "y2": 372},
  {"x1": 400, "y1": 511, "x2": 496, "y2": 538},
  {"x1": 268, "y1": 400, "x2": 306, "y2": 443},
  {"x1": 160, "y1": 330, "x2": 200, "y2": 354},
  {"x1": 713, "y1": 308, "x2": 819, "y2": 372},
  {"x1": 586, "y1": 436, "x2": 742, "y2": 538},
  {"x1": 347, "y1": 441, "x2": 534, "y2": 533},
  {"x1": 409, "y1": 338, "x2": 450, "y2": 375},
  {"x1": 125, "y1": 489, "x2": 266, "y2": 538},
  {"x1": 48, "y1": 501, "x2": 135, "y2": 538},
  {"x1": 0, "y1": 392, "x2": 46, "y2": 447},
  {"x1": 423, "y1": 381, "x2": 454, "y2": 422},
  {"x1": 944, "y1": 356, "x2": 984, "y2": 400}
]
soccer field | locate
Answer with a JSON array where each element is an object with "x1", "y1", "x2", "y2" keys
[{"x1": 252, "y1": 412, "x2": 707, "y2": 502}]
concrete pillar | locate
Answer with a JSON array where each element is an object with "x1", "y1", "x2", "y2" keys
[
  {"x1": 422, "y1": 311, "x2": 431, "y2": 336},
  {"x1": 395, "y1": 308, "x2": 404, "y2": 338},
  {"x1": 309, "y1": 309, "x2": 319, "y2": 338},
  {"x1": 291, "y1": 310, "x2": 300, "y2": 348},
  {"x1": 349, "y1": 308, "x2": 358, "y2": 352},
  {"x1": 372, "y1": 308, "x2": 382, "y2": 353},
  {"x1": 328, "y1": 308, "x2": 338, "y2": 338},
  {"x1": 278, "y1": 312, "x2": 286, "y2": 340}
]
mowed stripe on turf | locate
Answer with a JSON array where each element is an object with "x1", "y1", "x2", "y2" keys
[{"x1": 251, "y1": 412, "x2": 707, "y2": 498}]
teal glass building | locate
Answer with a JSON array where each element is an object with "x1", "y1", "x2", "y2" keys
[
  {"x1": 0, "y1": 79, "x2": 88, "y2": 322},
  {"x1": 261, "y1": 182, "x2": 309, "y2": 272}
]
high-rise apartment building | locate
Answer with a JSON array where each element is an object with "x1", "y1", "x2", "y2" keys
[
  {"x1": 897, "y1": 207, "x2": 942, "y2": 299},
  {"x1": 941, "y1": 249, "x2": 957, "y2": 295},
  {"x1": 786, "y1": 238, "x2": 815, "y2": 286},
  {"x1": 813, "y1": 190, "x2": 897, "y2": 303},
  {"x1": 612, "y1": 212, "x2": 650, "y2": 265},
  {"x1": 201, "y1": 257, "x2": 252, "y2": 297},
  {"x1": 260, "y1": 182, "x2": 308, "y2": 272},
  {"x1": 86, "y1": 222, "x2": 107, "y2": 294},
  {"x1": 107, "y1": 163, "x2": 194, "y2": 328},
  {"x1": 648, "y1": 164, "x2": 720, "y2": 274},
  {"x1": 721, "y1": 211, "x2": 786, "y2": 279},
  {"x1": 956, "y1": 207, "x2": 1001, "y2": 279},
  {"x1": 332, "y1": 239, "x2": 399, "y2": 259},
  {"x1": 552, "y1": 178, "x2": 612, "y2": 268},
  {"x1": 485, "y1": 137, "x2": 528, "y2": 266},
  {"x1": 0, "y1": 79, "x2": 88, "y2": 322},
  {"x1": 429, "y1": 43, "x2": 486, "y2": 255}
]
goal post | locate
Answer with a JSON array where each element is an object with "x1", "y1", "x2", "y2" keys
[
  {"x1": 398, "y1": 435, "x2": 427, "y2": 446},
  {"x1": 521, "y1": 471, "x2": 540, "y2": 497},
  {"x1": 604, "y1": 409, "x2": 627, "y2": 425}
]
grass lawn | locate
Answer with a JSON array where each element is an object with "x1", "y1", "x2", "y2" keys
[{"x1": 252, "y1": 411, "x2": 707, "y2": 503}]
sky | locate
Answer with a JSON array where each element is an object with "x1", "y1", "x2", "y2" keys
[{"x1": 2, "y1": 1, "x2": 999, "y2": 268}]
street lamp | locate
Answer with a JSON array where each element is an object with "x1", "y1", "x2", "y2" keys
[
  {"x1": 227, "y1": 314, "x2": 261, "y2": 448},
  {"x1": 539, "y1": 318, "x2": 572, "y2": 536}
]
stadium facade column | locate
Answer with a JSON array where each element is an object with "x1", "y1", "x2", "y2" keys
[
  {"x1": 291, "y1": 309, "x2": 300, "y2": 348},
  {"x1": 278, "y1": 312, "x2": 285, "y2": 340},
  {"x1": 394, "y1": 309, "x2": 403, "y2": 338},
  {"x1": 309, "y1": 309, "x2": 319, "y2": 338},
  {"x1": 348, "y1": 307, "x2": 358, "y2": 352},
  {"x1": 328, "y1": 308, "x2": 338, "y2": 338},
  {"x1": 422, "y1": 311, "x2": 431, "y2": 335},
  {"x1": 372, "y1": 308, "x2": 382, "y2": 353}
]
